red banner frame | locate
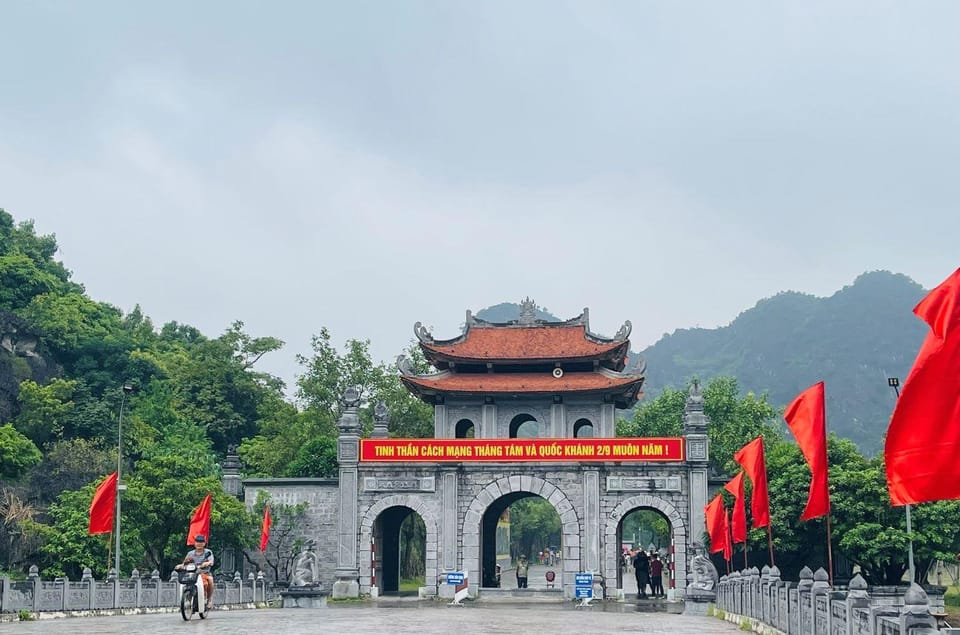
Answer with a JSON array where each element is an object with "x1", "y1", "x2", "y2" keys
[{"x1": 359, "y1": 438, "x2": 685, "y2": 463}]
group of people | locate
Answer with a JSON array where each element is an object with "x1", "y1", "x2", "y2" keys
[
  {"x1": 537, "y1": 549, "x2": 558, "y2": 566},
  {"x1": 629, "y1": 548, "x2": 665, "y2": 599}
]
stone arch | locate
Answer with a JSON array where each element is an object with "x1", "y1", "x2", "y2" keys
[
  {"x1": 455, "y1": 418, "x2": 476, "y2": 438},
  {"x1": 604, "y1": 494, "x2": 688, "y2": 598},
  {"x1": 573, "y1": 418, "x2": 594, "y2": 438},
  {"x1": 462, "y1": 475, "x2": 581, "y2": 596},
  {"x1": 508, "y1": 413, "x2": 538, "y2": 438},
  {"x1": 359, "y1": 495, "x2": 439, "y2": 594}
]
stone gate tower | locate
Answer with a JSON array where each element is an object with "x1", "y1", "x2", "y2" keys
[{"x1": 331, "y1": 303, "x2": 708, "y2": 599}]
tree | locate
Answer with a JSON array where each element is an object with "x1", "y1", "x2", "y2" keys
[
  {"x1": 12, "y1": 378, "x2": 76, "y2": 446},
  {"x1": 27, "y1": 438, "x2": 114, "y2": 504},
  {"x1": 0, "y1": 424, "x2": 41, "y2": 480},
  {"x1": 248, "y1": 491, "x2": 310, "y2": 583},
  {"x1": 287, "y1": 437, "x2": 339, "y2": 478}
]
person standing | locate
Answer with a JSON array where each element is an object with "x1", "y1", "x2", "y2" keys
[
  {"x1": 632, "y1": 549, "x2": 650, "y2": 599},
  {"x1": 516, "y1": 555, "x2": 529, "y2": 589},
  {"x1": 650, "y1": 553, "x2": 664, "y2": 598}
]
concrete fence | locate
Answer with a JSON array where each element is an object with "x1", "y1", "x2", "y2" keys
[
  {"x1": 0, "y1": 565, "x2": 280, "y2": 614},
  {"x1": 716, "y1": 565, "x2": 945, "y2": 635}
]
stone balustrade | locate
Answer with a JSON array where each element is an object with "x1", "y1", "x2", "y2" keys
[
  {"x1": 0, "y1": 566, "x2": 279, "y2": 614},
  {"x1": 716, "y1": 566, "x2": 943, "y2": 635}
]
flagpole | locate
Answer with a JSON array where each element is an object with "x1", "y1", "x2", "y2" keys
[
  {"x1": 825, "y1": 515, "x2": 834, "y2": 588},
  {"x1": 887, "y1": 377, "x2": 917, "y2": 583},
  {"x1": 743, "y1": 543, "x2": 748, "y2": 570},
  {"x1": 114, "y1": 384, "x2": 133, "y2": 607},
  {"x1": 766, "y1": 525, "x2": 775, "y2": 567}
]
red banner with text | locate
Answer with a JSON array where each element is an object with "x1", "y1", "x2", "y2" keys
[{"x1": 359, "y1": 438, "x2": 685, "y2": 463}]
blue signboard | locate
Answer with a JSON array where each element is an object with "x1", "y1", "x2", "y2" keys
[
  {"x1": 446, "y1": 572, "x2": 465, "y2": 585},
  {"x1": 575, "y1": 573, "x2": 593, "y2": 587},
  {"x1": 575, "y1": 586, "x2": 593, "y2": 599}
]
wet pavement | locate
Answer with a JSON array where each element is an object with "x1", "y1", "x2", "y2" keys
[{"x1": 1, "y1": 601, "x2": 741, "y2": 635}]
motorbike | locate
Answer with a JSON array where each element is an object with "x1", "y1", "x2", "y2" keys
[{"x1": 176, "y1": 562, "x2": 208, "y2": 620}]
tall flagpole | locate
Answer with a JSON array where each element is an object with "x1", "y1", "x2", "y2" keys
[
  {"x1": 888, "y1": 377, "x2": 916, "y2": 583},
  {"x1": 114, "y1": 384, "x2": 133, "y2": 608}
]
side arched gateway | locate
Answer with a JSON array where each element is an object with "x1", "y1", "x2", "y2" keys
[
  {"x1": 462, "y1": 475, "x2": 580, "y2": 595},
  {"x1": 359, "y1": 495, "x2": 440, "y2": 595},
  {"x1": 605, "y1": 494, "x2": 688, "y2": 598}
]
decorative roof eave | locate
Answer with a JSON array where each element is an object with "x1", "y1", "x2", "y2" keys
[
  {"x1": 423, "y1": 339, "x2": 630, "y2": 366},
  {"x1": 398, "y1": 368, "x2": 645, "y2": 397}
]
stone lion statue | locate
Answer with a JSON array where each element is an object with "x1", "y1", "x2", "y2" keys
[
  {"x1": 291, "y1": 550, "x2": 320, "y2": 587},
  {"x1": 686, "y1": 552, "x2": 718, "y2": 596}
]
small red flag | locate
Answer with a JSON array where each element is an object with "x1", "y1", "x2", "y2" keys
[
  {"x1": 886, "y1": 267, "x2": 960, "y2": 505},
  {"x1": 784, "y1": 381, "x2": 830, "y2": 520},
  {"x1": 88, "y1": 471, "x2": 118, "y2": 535},
  {"x1": 734, "y1": 437, "x2": 770, "y2": 528},
  {"x1": 259, "y1": 505, "x2": 272, "y2": 552},
  {"x1": 186, "y1": 494, "x2": 212, "y2": 545},
  {"x1": 704, "y1": 493, "x2": 727, "y2": 554},
  {"x1": 723, "y1": 471, "x2": 748, "y2": 544}
]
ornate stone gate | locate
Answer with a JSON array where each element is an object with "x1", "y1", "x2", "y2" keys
[{"x1": 326, "y1": 305, "x2": 710, "y2": 600}]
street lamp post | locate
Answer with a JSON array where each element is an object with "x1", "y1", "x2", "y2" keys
[
  {"x1": 887, "y1": 377, "x2": 916, "y2": 583},
  {"x1": 114, "y1": 383, "x2": 133, "y2": 606}
]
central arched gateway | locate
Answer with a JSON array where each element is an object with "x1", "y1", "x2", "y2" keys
[{"x1": 328, "y1": 305, "x2": 710, "y2": 601}]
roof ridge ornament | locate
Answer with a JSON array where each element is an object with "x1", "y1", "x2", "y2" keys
[
  {"x1": 614, "y1": 320, "x2": 632, "y2": 341},
  {"x1": 396, "y1": 354, "x2": 416, "y2": 376},
  {"x1": 414, "y1": 321, "x2": 434, "y2": 343},
  {"x1": 518, "y1": 297, "x2": 537, "y2": 325}
]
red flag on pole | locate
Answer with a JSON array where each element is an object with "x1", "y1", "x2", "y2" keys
[
  {"x1": 88, "y1": 471, "x2": 118, "y2": 535},
  {"x1": 734, "y1": 437, "x2": 770, "y2": 528},
  {"x1": 259, "y1": 505, "x2": 272, "y2": 552},
  {"x1": 705, "y1": 493, "x2": 727, "y2": 554},
  {"x1": 784, "y1": 381, "x2": 830, "y2": 520},
  {"x1": 886, "y1": 267, "x2": 960, "y2": 506},
  {"x1": 723, "y1": 471, "x2": 748, "y2": 544},
  {"x1": 186, "y1": 494, "x2": 212, "y2": 545}
]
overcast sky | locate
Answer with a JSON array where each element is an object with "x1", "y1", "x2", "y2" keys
[{"x1": 2, "y1": 1, "x2": 958, "y2": 392}]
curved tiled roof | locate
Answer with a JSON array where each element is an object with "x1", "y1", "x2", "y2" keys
[
  {"x1": 421, "y1": 325, "x2": 628, "y2": 363},
  {"x1": 401, "y1": 370, "x2": 643, "y2": 397}
]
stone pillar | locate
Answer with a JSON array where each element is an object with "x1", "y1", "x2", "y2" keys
[
  {"x1": 845, "y1": 574, "x2": 869, "y2": 635},
  {"x1": 583, "y1": 470, "x2": 601, "y2": 574},
  {"x1": 481, "y1": 400, "x2": 496, "y2": 439},
  {"x1": 439, "y1": 467, "x2": 459, "y2": 599},
  {"x1": 899, "y1": 582, "x2": 938, "y2": 633},
  {"x1": 550, "y1": 397, "x2": 565, "y2": 438},
  {"x1": 434, "y1": 398, "x2": 448, "y2": 438},
  {"x1": 82, "y1": 567, "x2": 95, "y2": 610},
  {"x1": 220, "y1": 447, "x2": 242, "y2": 575},
  {"x1": 796, "y1": 566, "x2": 814, "y2": 635},
  {"x1": 682, "y1": 381, "x2": 709, "y2": 542},
  {"x1": 333, "y1": 388, "x2": 362, "y2": 599},
  {"x1": 599, "y1": 401, "x2": 616, "y2": 437}
]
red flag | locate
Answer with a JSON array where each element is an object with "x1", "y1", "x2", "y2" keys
[
  {"x1": 259, "y1": 505, "x2": 272, "y2": 552},
  {"x1": 704, "y1": 493, "x2": 727, "y2": 554},
  {"x1": 723, "y1": 511, "x2": 733, "y2": 563},
  {"x1": 734, "y1": 437, "x2": 770, "y2": 528},
  {"x1": 88, "y1": 471, "x2": 118, "y2": 535},
  {"x1": 723, "y1": 471, "x2": 748, "y2": 544},
  {"x1": 886, "y1": 267, "x2": 960, "y2": 506},
  {"x1": 784, "y1": 381, "x2": 830, "y2": 520},
  {"x1": 186, "y1": 494, "x2": 212, "y2": 545}
]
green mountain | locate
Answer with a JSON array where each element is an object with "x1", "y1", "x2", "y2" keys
[{"x1": 479, "y1": 271, "x2": 929, "y2": 455}]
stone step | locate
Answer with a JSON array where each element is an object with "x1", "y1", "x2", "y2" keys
[{"x1": 476, "y1": 588, "x2": 565, "y2": 602}]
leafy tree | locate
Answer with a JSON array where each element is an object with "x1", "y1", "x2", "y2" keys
[
  {"x1": 248, "y1": 491, "x2": 310, "y2": 583},
  {"x1": 0, "y1": 487, "x2": 42, "y2": 572},
  {"x1": 0, "y1": 254, "x2": 60, "y2": 312},
  {"x1": 27, "y1": 438, "x2": 114, "y2": 504},
  {"x1": 287, "y1": 437, "x2": 339, "y2": 478},
  {"x1": 0, "y1": 424, "x2": 41, "y2": 480},
  {"x1": 12, "y1": 378, "x2": 76, "y2": 446},
  {"x1": 509, "y1": 497, "x2": 561, "y2": 561},
  {"x1": 296, "y1": 328, "x2": 388, "y2": 417}
]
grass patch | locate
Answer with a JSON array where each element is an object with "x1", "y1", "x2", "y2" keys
[
  {"x1": 944, "y1": 585, "x2": 960, "y2": 606},
  {"x1": 740, "y1": 617, "x2": 751, "y2": 630},
  {"x1": 399, "y1": 577, "x2": 425, "y2": 593},
  {"x1": 18, "y1": 610, "x2": 34, "y2": 621},
  {"x1": 707, "y1": 604, "x2": 715, "y2": 617}
]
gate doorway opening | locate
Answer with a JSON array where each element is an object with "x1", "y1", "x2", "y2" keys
[
  {"x1": 372, "y1": 506, "x2": 426, "y2": 596},
  {"x1": 616, "y1": 508, "x2": 672, "y2": 596},
  {"x1": 480, "y1": 493, "x2": 561, "y2": 589}
]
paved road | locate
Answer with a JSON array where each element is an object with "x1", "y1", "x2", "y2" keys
[
  {"x1": 501, "y1": 563, "x2": 671, "y2": 597},
  {"x1": 1, "y1": 603, "x2": 741, "y2": 635}
]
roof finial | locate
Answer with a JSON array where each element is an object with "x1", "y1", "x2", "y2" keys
[{"x1": 519, "y1": 297, "x2": 537, "y2": 325}]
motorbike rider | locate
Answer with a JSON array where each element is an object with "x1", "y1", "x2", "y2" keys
[{"x1": 176, "y1": 534, "x2": 215, "y2": 610}]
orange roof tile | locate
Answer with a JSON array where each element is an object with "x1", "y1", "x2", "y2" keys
[{"x1": 422, "y1": 325, "x2": 626, "y2": 362}]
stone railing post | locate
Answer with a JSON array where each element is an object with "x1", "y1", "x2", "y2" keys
[
  {"x1": 760, "y1": 565, "x2": 771, "y2": 623},
  {"x1": 29, "y1": 565, "x2": 40, "y2": 612},
  {"x1": 844, "y1": 573, "x2": 869, "y2": 635},
  {"x1": 1, "y1": 573, "x2": 9, "y2": 612},
  {"x1": 768, "y1": 565, "x2": 782, "y2": 629},
  {"x1": 55, "y1": 575, "x2": 67, "y2": 611},
  {"x1": 256, "y1": 570, "x2": 265, "y2": 602},
  {"x1": 107, "y1": 567, "x2": 118, "y2": 609},
  {"x1": 728, "y1": 570, "x2": 741, "y2": 614},
  {"x1": 82, "y1": 568, "x2": 95, "y2": 610},
  {"x1": 131, "y1": 568, "x2": 141, "y2": 608},
  {"x1": 151, "y1": 570, "x2": 161, "y2": 607},
  {"x1": 796, "y1": 566, "x2": 814, "y2": 635},
  {"x1": 811, "y1": 567, "x2": 830, "y2": 634},
  {"x1": 718, "y1": 574, "x2": 727, "y2": 611},
  {"x1": 750, "y1": 566, "x2": 761, "y2": 618},
  {"x1": 899, "y1": 582, "x2": 938, "y2": 633},
  {"x1": 247, "y1": 572, "x2": 255, "y2": 603},
  {"x1": 234, "y1": 570, "x2": 242, "y2": 604}
]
